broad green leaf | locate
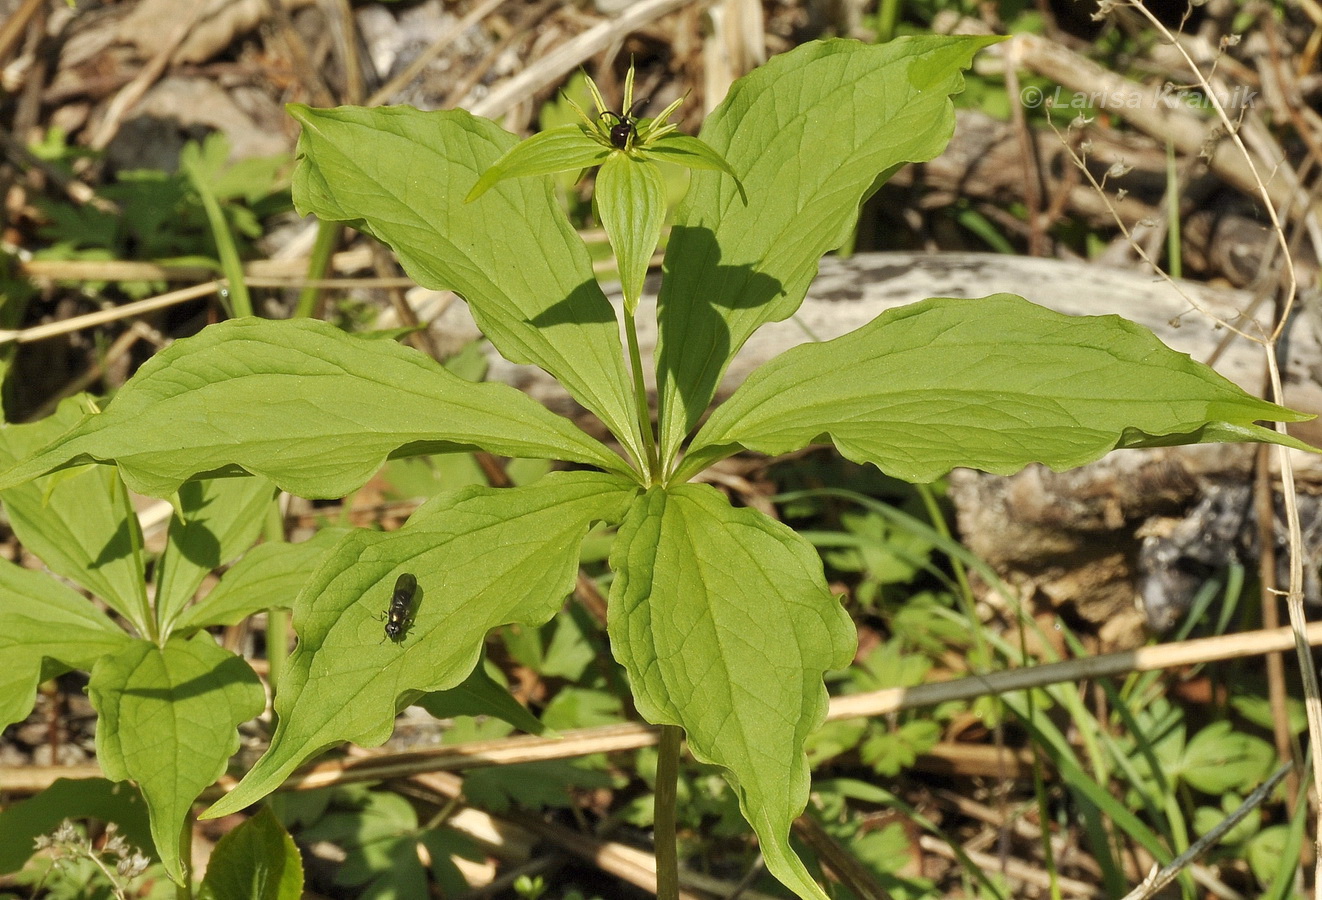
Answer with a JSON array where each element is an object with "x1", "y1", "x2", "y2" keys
[
  {"x1": 197, "y1": 807, "x2": 303, "y2": 900},
  {"x1": 0, "y1": 318, "x2": 631, "y2": 499},
  {"x1": 596, "y1": 154, "x2": 666, "y2": 314},
  {"x1": 204, "y1": 471, "x2": 636, "y2": 818},
  {"x1": 679, "y1": 295, "x2": 1316, "y2": 483},
  {"x1": 89, "y1": 632, "x2": 265, "y2": 883},
  {"x1": 0, "y1": 398, "x2": 147, "y2": 625},
  {"x1": 416, "y1": 657, "x2": 549, "y2": 736},
  {"x1": 0, "y1": 558, "x2": 129, "y2": 729},
  {"x1": 1180, "y1": 722, "x2": 1275, "y2": 795},
  {"x1": 655, "y1": 36, "x2": 1001, "y2": 460},
  {"x1": 155, "y1": 476, "x2": 277, "y2": 636},
  {"x1": 289, "y1": 104, "x2": 644, "y2": 467},
  {"x1": 176, "y1": 528, "x2": 350, "y2": 631},
  {"x1": 608, "y1": 484, "x2": 855, "y2": 900},
  {"x1": 0, "y1": 778, "x2": 153, "y2": 876},
  {"x1": 466, "y1": 124, "x2": 609, "y2": 201}
]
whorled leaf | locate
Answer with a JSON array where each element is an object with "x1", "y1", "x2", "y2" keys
[
  {"x1": 89, "y1": 632, "x2": 265, "y2": 883},
  {"x1": 678, "y1": 295, "x2": 1316, "y2": 483},
  {"x1": 176, "y1": 528, "x2": 350, "y2": 631},
  {"x1": 0, "y1": 318, "x2": 630, "y2": 500},
  {"x1": 155, "y1": 476, "x2": 278, "y2": 636},
  {"x1": 290, "y1": 104, "x2": 645, "y2": 466},
  {"x1": 0, "y1": 398, "x2": 147, "y2": 626},
  {"x1": 204, "y1": 471, "x2": 637, "y2": 818},
  {"x1": 608, "y1": 484, "x2": 856, "y2": 900},
  {"x1": 655, "y1": 35, "x2": 1003, "y2": 462},
  {"x1": 0, "y1": 558, "x2": 130, "y2": 730}
]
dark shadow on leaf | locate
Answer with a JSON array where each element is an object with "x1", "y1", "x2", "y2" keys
[
  {"x1": 527, "y1": 278, "x2": 620, "y2": 328},
  {"x1": 656, "y1": 225, "x2": 784, "y2": 441},
  {"x1": 120, "y1": 651, "x2": 259, "y2": 700},
  {"x1": 168, "y1": 481, "x2": 222, "y2": 569},
  {"x1": 91, "y1": 518, "x2": 134, "y2": 571}
]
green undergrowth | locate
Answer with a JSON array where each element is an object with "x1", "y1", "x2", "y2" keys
[{"x1": 0, "y1": 31, "x2": 1313, "y2": 900}]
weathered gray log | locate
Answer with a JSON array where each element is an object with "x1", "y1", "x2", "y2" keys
[
  {"x1": 427, "y1": 250, "x2": 1322, "y2": 438},
  {"x1": 420, "y1": 251, "x2": 1322, "y2": 647}
]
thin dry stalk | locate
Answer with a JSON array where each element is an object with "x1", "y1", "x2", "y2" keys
[
  {"x1": 0, "y1": 281, "x2": 220, "y2": 345},
  {"x1": 468, "y1": 0, "x2": 708, "y2": 121},
  {"x1": 199, "y1": 621, "x2": 1322, "y2": 797},
  {"x1": 1064, "y1": 2, "x2": 1320, "y2": 891},
  {"x1": 1120, "y1": 764, "x2": 1290, "y2": 900}
]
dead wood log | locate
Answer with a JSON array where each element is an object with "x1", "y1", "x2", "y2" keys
[{"x1": 425, "y1": 250, "x2": 1322, "y2": 647}]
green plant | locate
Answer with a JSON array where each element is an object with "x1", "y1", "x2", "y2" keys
[
  {"x1": 30, "y1": 131, "x2": 289, "y2": 300},
  {"x1": 1, "y1": 35, "x2": 1315, "y2": 899}
]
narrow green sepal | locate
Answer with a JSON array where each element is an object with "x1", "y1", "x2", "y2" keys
[
  {"x1": 466, "y1": 125, "x2": 609, "y2": 202},
  {"x1": 644, "y1": 133, "x2": 747, "y2": 203}
]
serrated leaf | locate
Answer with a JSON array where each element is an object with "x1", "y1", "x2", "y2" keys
[
  {"x1": 176, "y1": 528, "x2": 349, "y2": 631},
  {"x1": 418, "y1": 827, "x2": 484, "y2": 896},
  {"x1": 596, "y1": 154, "x2": 666, "y2": 314},
  {"x1": 204, "y1": 471, "x2": 636, "y2": 818},
  {"x1": 289, "y1": 104, "x2": 644, "y2": 466},
  {"x1": 1247, "y1": 824, "x2": 1291, "y2": 886},
  {"x1": 860, "y1": 719, "x2": 941, "y2": 777},
  {"x1": 156, "y1": 477, "x2": 277, "y2": 635},
  {"x1": 0, "y1": 318, "x2": 630, "y2": 499},
  {"x1": 680, "y1": 295, "x2": 1316, "y2": 483},
  {"x1": 0, "y1": 558, "x2": 130, "y2": 729},
  {"x1": 655, "y1": 35, "x2": 1001, "y2": 460},
  {"x1": 540, "y1": 686, "x2": 623, "y2": 730},
  {"x1": 608, "y1": 484, "x2": 856, "y2": 900},
  {"x1": 466, "y1": 124, "x2": 609, "y2": 200},
  {"x1": 464, "y1": 759, "x2": 614, "y2": 813},
  {"x1": 301, "y1": 790, "x2": 427, "y2": 894},
  {"x1": 0, "y1": 398, "x2": 147, "y2": 624},
  {"x1": 197, "y1": 807, "x2": 303, "y2": 900},
  {"x1": 88, "y1": 633, "x2": 265, "y2": 883},
  {"x1": 1193, "y1": 793, "x2": 1260, "y2": 846}
]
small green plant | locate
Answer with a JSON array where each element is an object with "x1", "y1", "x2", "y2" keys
[
  {"x1": 29, "y1": 131, "x2": 289, "y2": 299},
  {"x1": 1, "y1": 35, "x2": 1315, "y2": 899}
]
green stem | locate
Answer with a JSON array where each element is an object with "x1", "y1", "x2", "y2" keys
[
  {"x1": 263, "y1": 500, "x2": 289, "y2": 691},
  {"x1": 293, "y1": 221, "x2": 340, "y2": 318},
  {"x1": 182, "y1": 154, "x2": 251, "y2": 318},
  {"x1": 654, "y1": 724, "x2": 682, "y2": 900},
  {"x1": 115, "y1": 477, "x2": 154, "y2": 643},
  {"x1": 877, "y1": 0, "x2": 900, "y2": 42},
  {"x1": 623, "y1": 312, "x2": 660, "y2": 480}
]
